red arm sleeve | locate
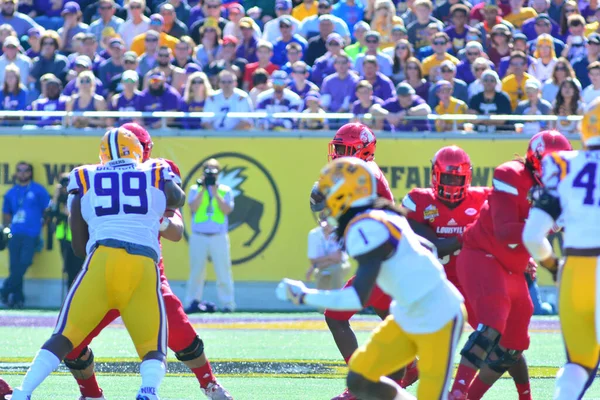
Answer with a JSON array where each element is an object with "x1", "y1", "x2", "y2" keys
[
  {"x1": 376, "y1": 173, "x2": 394, "y2": 202},
  {"x1": 490, "y1": 169, "x2": 526, "y2": 246}
]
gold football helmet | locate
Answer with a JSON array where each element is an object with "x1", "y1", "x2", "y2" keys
[
  {"x1": 99, "y1": 127, "x2": 144, "y2": 164},
  {"x1": 581, "y1": 98, "x2": 600, "y2": 147},
  {"x1": 317, "y1": 157, "x2": 377, "y2": 222}
]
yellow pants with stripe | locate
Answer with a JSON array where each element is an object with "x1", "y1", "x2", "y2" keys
[
  {"x1": 559, "y1": 256, "x2": 600, "y2": 369},
  {"x1": 349, "y1": 311, "x2": 464, "y2": 399},
  {"x1": 54, "y1": 245, "x2": 167, "y2": 358}
]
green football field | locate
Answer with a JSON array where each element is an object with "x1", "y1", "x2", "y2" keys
[{"x1": 0, "y1": 311, "x2": 598, "y2": 399}]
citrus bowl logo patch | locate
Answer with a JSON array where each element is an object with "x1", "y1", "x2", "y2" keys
[
  {"x1": 423, "y1": 204, "x2": 439, "y2": 220},
  {"x1": 182, "y1": 152, "x2": 281, "y2": 265}
]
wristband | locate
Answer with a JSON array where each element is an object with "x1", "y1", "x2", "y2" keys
[{"x1": 159, "y1": 218, "x2": 170, "y2": 232}]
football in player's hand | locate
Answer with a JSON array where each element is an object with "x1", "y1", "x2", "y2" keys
[{"x1": 310, "y1": 181, "x2": 326, "y2": 212}]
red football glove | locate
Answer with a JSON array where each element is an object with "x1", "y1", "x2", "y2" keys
[
  {"x1": 0, "y1": 377, "x2": 13, "y2": 400},
  {"x1": 526, "y1": 257, "x2": 537, "y2": 281}
]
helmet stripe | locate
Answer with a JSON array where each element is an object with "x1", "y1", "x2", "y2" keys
[{"x1": 109, "y1": 129, "x2": 120, "y2": 160}]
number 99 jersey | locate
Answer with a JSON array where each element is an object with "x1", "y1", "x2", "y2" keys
[{"x1": 68, "y1": 159, "x2": 175, "y2": 259}]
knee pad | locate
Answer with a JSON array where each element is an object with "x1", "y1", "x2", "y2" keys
[
  {"x1": 460, "y1": 325, "x2": 500, "y2": 369},
  {"x1": 174, "y1": 336, "x2": 205, "y2": 362},
  {"x1": 486, "y1": 347, "x2": 522, "y2": 374},
  {"x1": 64, "y1": 346, "x2": 94, "y2": 371},
  {"x1": 554, "y1": 363, "x2": 589, "y2": 400}
]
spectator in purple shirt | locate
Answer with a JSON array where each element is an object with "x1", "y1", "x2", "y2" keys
[
  {"x1": 371, "y1": 82, "x2": 432, "y2": 132},
  {"x1": 29, "y1": 75, "x2": 68, "y2": 127},
  {"x1": 0, "y1": 0, "x2": 39, "y2": 38},
  {"x1": 361, "y1": 55, "x2": 395, "y2": 101},
  {"x1": 108, "y1": 70, "x2": 143, "y2": 127},
  {"x1": 444, "y1": 4, "x2": 471, "y2": 54},
  {"x1": 98, "y1": 37, "x2": 125, "y2": 91},
  {"x1": 24, "y1": 26, "x2": 41, "y2": 59},
  {"x1": 236, "y1": 17, "x2": 258, "y2": 63},
  {"x1": 139, "y1": 69, "x2": 182, "y2": 128},
  {"x1": 57, "y1": 2, "x2": 88, "y2": 54},
  {"x1": 311, "y1": 33, "x2": 345, "y2": 86},
  {"x1": 456, "y1": 41, "x2": 485, "y2": 84},
  {"x1": 63, "y1": 55, "x2": 105, "y2": 97},
  {"x1": 67, "y1": 33, "x2": 104, "y2": 75},
  {"x1": 287, "y1": 60, "x2": 319, "y2": 104},
  {"x1": 33, "y1": 0, "x2": 68, "y2": 32},
  {"x1": 180, "y1": 71, "x2": 212, "y2": 129},
  {"x1": 352, "y1": 79, "x2": 383, "y2": 128},
  {"x1": 29, "y1": 30, "x2": 69, "y2": 93},
  {"x1": 281, "y1": 42, "x2": 311, "y2": 76},
  {"x1": 321, "y1": 53, "x2": 359, "y2": 112},
  {"x1": 255, "y1": 70, "x2": 303, "y2": 130},
  {"x1": 402, "y1": 56, "x2": 431, "y2": 101},
  {"x1": 522, "y1": 6, "x2": 560, "y2": 40},
  {"x1": 271, "y1": 16, "x2": 308, "y2": 66}
]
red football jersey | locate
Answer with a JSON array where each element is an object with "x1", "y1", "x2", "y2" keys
[
  {"x1": 402, "y1": 186, "x2": 490, "y2": 282},
  {"x1": 462, "y1": 160, "x2": 536, "y2": 274},
  {"x1": 367, "y1": 161, "x2": 394, "y2": 203},
  {"x1": 156, "y1": 158, "x2": 183, "y2": 274}
]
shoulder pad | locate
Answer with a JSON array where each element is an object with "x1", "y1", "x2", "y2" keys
[
  {"x1": 68, "y1": 165, "x2": 95, "y2": 195},
  {"x1": 493, "y1": 161, "x2": 527, "y2": 196},
  {"x1": 402, "y1": 188, "x2": 433, "y2": 212},
  {"x1": 157, "y1": 158, "x2": 182, "y2": 178},
  {"x1": 345, "y1": 210, "x2": 401, "y2": 258}
]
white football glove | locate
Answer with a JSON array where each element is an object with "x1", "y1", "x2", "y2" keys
[{"x1": 276, "y1": 278, "x2": 308, "y2": 305}]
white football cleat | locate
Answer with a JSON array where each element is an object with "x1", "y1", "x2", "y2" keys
[{"x1": 202, "y1": 382, "x2": 233, "y2": 400}]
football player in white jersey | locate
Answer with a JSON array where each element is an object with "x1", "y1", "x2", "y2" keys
[
  {"x1": 277, "y1": 157, "x2": 465, "y2": 400},
  {"x1": 11, "y1": 128, "x2": 185, "y2": 400},
  {"x1": 202, "y1": 70, "x2": 254, "y2": 131},
  {"x1": 523, "y1": 103, "x2": 600, "y2": 400}
]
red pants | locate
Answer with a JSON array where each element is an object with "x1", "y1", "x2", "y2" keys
[
  {"x1": 448, "y1": 276, "x2": 477, "y2": 330},
  {"x1": 66, "y1": 271, "x2": 197, "y2": 359},
  {"x1": 457, "y1": 247, "x2": 533, "y2": 351},
  {"x1": 324, "y1": 276, "x2": 392, "y2": 320}
]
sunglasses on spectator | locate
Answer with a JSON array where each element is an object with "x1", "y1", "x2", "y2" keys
[
  {"x1": 570, "y1": 21, "x2": 583, "y2": 26},
  {"x1": 207, "y1": 4, "x2": 220, "y2": 8},
  {"x1": 158, "y1": 53, "x2": 170, "y2": 58},
  {"x1": 318, "y1": 4, "x2": 329, "y2": 8},
  {"x1": 192, "y1": 79, "x2": 204, "y2": 85},
  {"x1": 175, "y1": 45, "x2": 188, "y2": 51},
  {"x1": 80, "y1": 78, "x2": 92, "y2": 84},
  {"x1": 329, "y1": 41, "x2": 340, "y2": 46},
  {"x1": 475, "y1": 67, "x2": 487, "y2": 71},
  {"x1": 149, "y1": 78, "x2": 165, "y2": 84},
  {"x1": 433, "y1": 41, "x2": 447, "y2": 46},
  {"x1": 376, "y1": 6, "x2": 389, "y2": 11},
  {"x1": 406, "y1": 65, "x2": 419, "y2": 70},
  {"x1": 220, "y1": 80, "x2": 234, "y2": 84},
  {"x1": 145, "y1": 37, "x2": 159, "y2": 42},
  {"x1": 99, "y1": 6, "x2": 113, "y2": 10},
  {"x1": 129, "y1": 4, "x2": 142, "y2": 9},
  {"x1": 293, "y1": 69, "x2": 306, "y2": 74},
  {"x1": 510, "y1": 61, "x2": 525, "y2": 66},
  {"x1": 441, "y1": 68, "x2": 452, "y2": 73},
  {"x1": 536, "y1": 22, "x2": 550, "y2": 26},
  {"x1": 287, "y1": 50, "x2": 299, "y2": 55},
  {"x1": 334, "y1": 60, "x2": 348, "y2": 65},
  {"x1": 466, "y1": 51, "x2": 479, "y2": 56},
  {"x1": 42, "y1": 41, "x2": 55, "y2": 46},
  {"x1": 366, "y1": 39, "x2": 379, "y2": 44},
  {"x1": 124, "y1": 59, "x2": 136, "y2": 64},
  {"x1": 565, "y1": 8, "x2": 576, "y2": 13},
  {"x1": 555, "y1": 65, "x2": 567, "y2": 70},
  {"x1": 204, "y1": 28, "x2": 217, "y2": 33},
  {"x1": 122, "y1": 78, "x2": 137, "y2": 83},
  {"x1": 396, "y1": 45, "x2": 408, "y2": 50},
  {"x1": 482, "y1": 78, "x2": 496, "y2": 83}
]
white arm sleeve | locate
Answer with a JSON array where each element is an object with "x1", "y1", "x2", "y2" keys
[
  {"x1": 523, "y1": 207, "x2": 555, "y2": 260},
  {"x1": 303, "y1": 286, "x2": 363, "y2": 311}
]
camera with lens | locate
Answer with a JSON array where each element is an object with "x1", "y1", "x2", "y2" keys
[
  {"x1": 202, "y1": 167, "x2": 219, "y2": 187},
  {"x1": 0, "y1": 224, "x2": 12, "y2": 251}
]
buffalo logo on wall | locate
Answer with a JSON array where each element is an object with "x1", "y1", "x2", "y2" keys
[{"x1": 182, "y1": 152, "x2": 281, "y2": 265}]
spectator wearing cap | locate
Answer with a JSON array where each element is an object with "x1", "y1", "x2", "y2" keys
[
  {"x1": 224, "y1": 4, "x2": 262, "y2": 41},
  {"x1": 496, "y1": 33, "x2": 535, "y2": 78},
  {"x1": 145, "y1": 46, "x2": 186, "y2": 93},
  {"x1": 468, "y1": 56, "x2": 499, "y2": 99},
  {"x1": 139, "y1": 69, "x2": 183, "y2": 128},
  {"x1": 427, "y1": 59, "x2": 468, "y2": 106},
  {"x1": 562, "y1": 15, "x2": 588, "y2": 60},
  {"x1": 321, "y1": 53, "x2": 359, "y2": 112},
  {"x1": 190, "y1": 1, "x2": 228, "y2": 45},
  {"x1": 468, "y1": 70, "x2": 512, "y2": 132},
  {"x1": 256, "y1": 70, "x2": 303, "y2": 130},
  {"x1": 486, "y1": 24, "x2": 512, "y2": 67},
  {"x1": 406, "y1": 0, "x2": 443, "y2": 51},
  {"x1": 108, "y1": 70, "x2": 143, "y2": 126},
  {"x1": 523, "y1": 11, "x2": 560, "y2": 42},
  {"x1": 262, "y1": 0, "x2": 301, "y2": 43},
  {"x1": 354, "y1": 31, "x2": 393, "y2": 77},
  {"x1": 433, "y1": 79, "x2": 468, "y2": 132},
  {"x1": 249, "y1": 68, "x2": 271, "y2": 106},
  {"x1": 526, "y1": 14, "x2": 564, "y2": 54},
  {"x1": 421, "y1": 32, "x2": 459, "y2": 81},
  {"x1": 57, "y1": 2, "x2": 88, "y2": 54},
  {"x1": 236, "y1": 17, "x2": 259, "y2": 63},
  {"x1": 582, "y1": 61, "x2": 600, "y2": 104},
  {"x1": 528, "y1": 34, "x2": 557, "y2": 82},
  {"x1": 0, "y1": 0, "x2": 40, "y2": 38},
  {"x1": 304, "y1": 15, "x2": 334, "y2": 65},
  {"x1": 63, "y1": 55, "x2": 105, "y2": 97},
  {"x1": 25, "y1": 27, "x2": 41, "y2": 59},
  {"x1": 293, "y1": 0, "x2": 318, "y2": 21},
  {"x1": 205, "y1": 35, "x2": 248, "y2": 88},
  {"x1": 352, "y1": 79, "x2": 383, "y2": 128},
  {"x1": 66, "y1": 70, "x2": 107, "y2": 128},
  {"x1": 28, "y1": 31, "x2": 69, "y2": 93},
  {"x1": 98, "y1": 37, "x2": 126, "y2": 89},
  {"x1": 288, "y1": 60, "x2": 319, "y2": 99},
  {"x1": 310, "y1": 33, "x2": 344, "y2": 86},
  {"x1": 444, "y1": 4, "x2": 472, "y2": 54},
  {"x1": 88, "y1": 0, "x2": 124, "y2": 45},
  {"x1": 108, "y1": 51, "x2": 141, "y2": 97},
  {"x1": 504, "y1": 0, "x2": 537, "y2": 29},
  {"x1": 160, "y1": 3, "x2": 189, "y2": 38},
  {"x1": 456, "y1": 41, "x2": 484, "y2": 84},
  {"x1": 81, "y1": 0, "x2": 123, "y2": 25},
  {"x1": 69, "y1": 34, "x2": 104, "y2": 76},
  {"x1": 361, "y1": 55, "x2": 395, "y2": 101},
  {"x1": 99, "y1": 27, "x2": 119, "y2": 58},
  {"x1": 194, "y1": 20, "x2": 223, "y2": 68},
  {"x1": 138, "y1": 30, "x2": 160, "y2": 78},
  {"x1": 155, "y1": 0, "x2": 191, "y2": 23},
  {"x1": 502, "y1": 51, "x2": 534, "y2": 109},
  {"x1": 281, "y1": 42, "x2": 310, "y2": 75},
  {"x1": 118, "y1": 0, "x2": 150, "y2": 50},
  {"x1": 130, "y1": 14, "x2": 179, "y2": 56},
  {"x1": 571, "y1": 33, "x2": 600, "y2": 88},
  {"x1": 370, "y1": 0, "x2": 403, "y2": 49},
  {"x1": 0, "y1": 64, "x2": 28, "y2": 113},
  {"x1": 0, "y1": 35, "x2": 30, "y2": 85},
  {"x1": 332, "y1": 0, "x2": 364, "y2": 34},
  {"x1": 301, "y1": 91, "x2": 328, "y2": 129},
  {"x1": 172, "y1": 36, "x2": 195, "y2": 69},
  {"x1": 514, "y1": 78, "x2": 552, "y2": 134},
  {"x1": 344, "y1": 21, "x2": 369, "y2": 61},
  {"x1": 203, "y1": 69, "x2": 254, "y2": 130},
  {"x1": 370, "y1": 82, "x2": 431, "y2": 131},
  {"x1": 470, "y1": 0, "x2": 510, "y2": 27},
  {"x1": 299, "y1": 1, "x2": 351, "y2": 43},
  {"x1": 383, "y1": 25, "x2": 408, "y2": 55},
  {"x1": 556, "y1": 0, "x2": 579, "y2": 39},
  {"x1": 179, "y1": 71, "x2": 213, "y2": 129},
  {"x1": 435, "y1": 0, "x2": 471, "y2": 25},
  {"x1": 29, "y1": 75, "x2": 68, "y2": 127},
  {"x1": 243, "y1": 40, "x2": 279, "y2": 91},
  {"x1": 473, "y1": 2, "x2": 514, "y2": 51},
  {"x1": 272, "y1": 17, "x2": 307, "y2": 67}
]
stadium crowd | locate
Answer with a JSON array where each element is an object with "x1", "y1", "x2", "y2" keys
[{"x1": 0, "y1": 0, "x2": 597, "y2": 132}]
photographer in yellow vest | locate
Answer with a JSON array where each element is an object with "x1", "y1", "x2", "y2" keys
[{"x1": 185, "y1": 159, "x2": 236, "y2": 313}]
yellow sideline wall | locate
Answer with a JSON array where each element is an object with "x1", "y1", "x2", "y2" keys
[{"x1": 0, "y1": 136, "x2": 568, "y2": 286}]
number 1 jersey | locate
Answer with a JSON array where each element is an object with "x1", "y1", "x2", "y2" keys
[{"x1": 68, "y1": 159, "x2": 175, "y2": 258}]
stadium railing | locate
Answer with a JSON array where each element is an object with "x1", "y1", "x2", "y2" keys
[{"x1": 0, "y1": 111, "x2": 583, "y2": 135}]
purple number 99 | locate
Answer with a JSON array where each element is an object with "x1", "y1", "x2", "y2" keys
[{"x1": 94, "y1": 171, "x2": 149, "y2": 216}]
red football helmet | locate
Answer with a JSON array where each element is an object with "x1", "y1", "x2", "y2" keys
[
  {"x1": 526, "y1": 130, "x2": 572, "y2": 181},
  {"x1": 431, "y1": 145, "x2": 472, "y2": 203},
  {"x1": 328, "y1": 123, "x2": 376, "y2": 162},
  {"x1": 121, "y1": 122, "x2": 153, "y2": 162}
]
